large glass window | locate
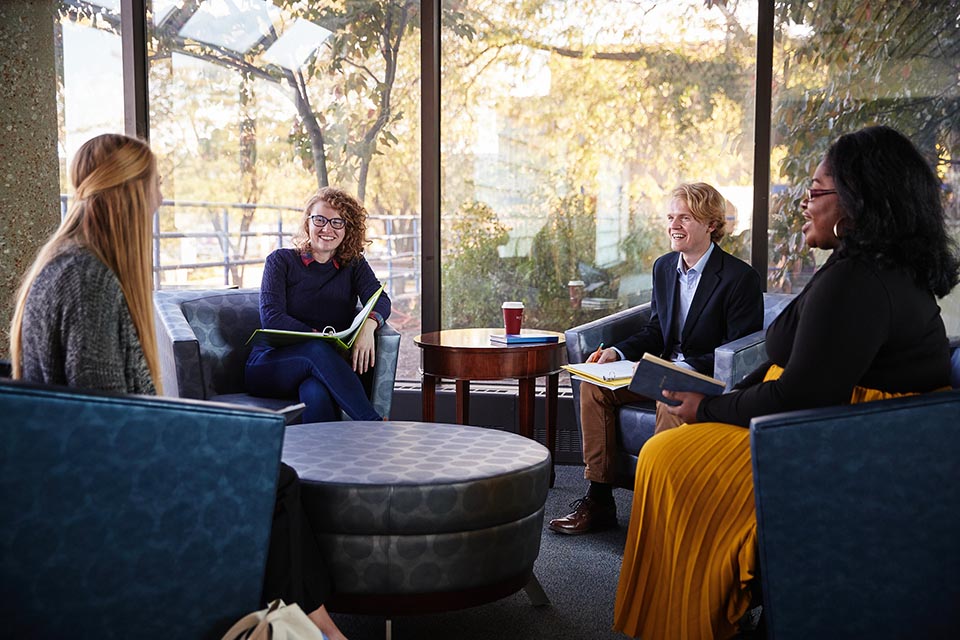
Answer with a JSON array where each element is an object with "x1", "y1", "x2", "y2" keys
[
  {"x1": 145, "y1": 0, "x2": 423, "y2": 379},
  {"x1": 440, "y1": 0, "x2": 759, "y2": 336},
  {"x1": 52, "y1": 0, "x2": 960, "y2": 386},
  {"x1": 56, "y1": 0, "x2": 422, "y2": 381},
  {"x1": 768, "y1": 0, "x2": 960, "y2": 334},
  {"x1": 56, "y1": 1, "x2": 125, "y2": 197}
]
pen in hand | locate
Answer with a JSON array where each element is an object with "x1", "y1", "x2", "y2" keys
[{"x1": 589, "y1": 342, "x2": 605, "y2": 363}]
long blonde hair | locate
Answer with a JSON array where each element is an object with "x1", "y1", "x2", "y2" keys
[{"x1": 10, "y1": 133, "x2": 161, "y2": 390}]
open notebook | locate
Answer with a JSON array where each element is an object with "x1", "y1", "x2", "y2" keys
[
  {"x1": 562, "y1": 360, "x2": 637, "y2": 390},
  {"x1": 245, "y1": 285, "x2": 383, "y2": 350}
]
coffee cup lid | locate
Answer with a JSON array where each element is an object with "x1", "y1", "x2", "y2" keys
[{"x1": 502, "y1": 301, "x2": 524, "y2": 309}]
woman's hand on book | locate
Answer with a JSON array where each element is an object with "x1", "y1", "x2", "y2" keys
[
  {"x1": 352, "y1": 318, "x2": 378, "y2": 374},
  {"x1": 662, "y1": 390, "x2": 705, "y2": 424}
]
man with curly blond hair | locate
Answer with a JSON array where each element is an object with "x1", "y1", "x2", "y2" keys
[{"x1": 549, "y1": 182, "x2": 763, "y2": 536}]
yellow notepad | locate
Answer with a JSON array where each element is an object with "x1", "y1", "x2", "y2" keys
[{"x1": 562, "y1": 360, "x2": 637, "y2": 390}]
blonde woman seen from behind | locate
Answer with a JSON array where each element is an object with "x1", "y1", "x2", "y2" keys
[
  {"x1": 10, "y1": 132, "x2": 161, "y2": 394},
  {"x1": 10, "y1": 133, "x2": 349, "y2": 640}
]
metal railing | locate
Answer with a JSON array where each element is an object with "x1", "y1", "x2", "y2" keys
[{"x1": 61, "y1": 196, "x2": 421, "y2": 300}]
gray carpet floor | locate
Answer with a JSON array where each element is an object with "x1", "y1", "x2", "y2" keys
[{"x1": 334, "y1": 463, "x2": 635, "y2": 640}]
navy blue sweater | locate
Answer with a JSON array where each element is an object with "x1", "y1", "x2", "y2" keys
[{"x1": 251, "y1": 248, "x2": 391, "y2": 355}]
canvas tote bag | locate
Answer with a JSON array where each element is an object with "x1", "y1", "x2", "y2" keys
[{"x1": 220, "y1": 599, "x2": 326, "y2": 640}]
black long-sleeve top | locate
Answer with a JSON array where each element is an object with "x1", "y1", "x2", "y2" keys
[{"x1": 697, "y1": 253, "x2": 951, "y2": 427}]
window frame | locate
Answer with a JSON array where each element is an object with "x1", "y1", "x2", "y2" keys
[{"x1": 118, "y1": 0, "x2": 777, "y2": 340}]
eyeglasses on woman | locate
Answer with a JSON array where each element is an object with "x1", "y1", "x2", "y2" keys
[
  {"x1": 310, "y1": 214, "x2": 346, "y2": 229},
  {"x1": 806, "y1": 188, "x2": 837, "y2": 201}
]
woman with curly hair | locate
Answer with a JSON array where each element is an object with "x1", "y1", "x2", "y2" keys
[
  {"x1": 613, "y1": 125, "x2": 959, "y2": 639},
  {"x1": 245, "y1": 187, "x2": 391, "y2": 423}
]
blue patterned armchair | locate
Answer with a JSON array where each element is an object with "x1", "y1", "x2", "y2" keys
[
  {"x1": 154, "y1": 288, "x2": 401, "y2": 419},
  {"x1": 751, "y1": 382, "x2": 960, "y2": 638},
  {"x1": 564, "y1": 292, "x2": 795, "y2": 488},
  {"x1": 0, "y1": 379, "x2": 284, "y2": 639}
]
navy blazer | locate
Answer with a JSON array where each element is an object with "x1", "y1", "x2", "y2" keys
[{"x1": 614, "y1": 244, "x2": 763, "y2": 376}]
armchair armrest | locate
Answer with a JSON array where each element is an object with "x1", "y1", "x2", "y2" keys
[
  {"x1": 371, "y1": 322, "x2": 401, "y2": 418},
  {"x1": 564, "y1": 303, "x2": 652, "y2": 429},
  {"x1": 153, "y1": 291, "x2": 205, "y2": 399},
  {"x1": 950, "y1": 335, "x2": 960, "y2": 389},
  {"x1": 564, "y1": 302, "x2": 652, "y2": 365},
  {"x1": 713, "y1": 329, "x2": 767, "y2": 391}
]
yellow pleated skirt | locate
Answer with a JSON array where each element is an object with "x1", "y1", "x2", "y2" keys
[{"x1": 612, "y1": 366, "x2": 913, "y2": 639}]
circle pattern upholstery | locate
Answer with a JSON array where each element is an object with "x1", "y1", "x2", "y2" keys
[{"x1": 282, "y1": 421, "x2": 551, "y2": 597}]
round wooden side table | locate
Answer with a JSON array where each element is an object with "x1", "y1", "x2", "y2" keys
[{"x1": 413, "y1": 328, "x2": 565, "y2": 485}]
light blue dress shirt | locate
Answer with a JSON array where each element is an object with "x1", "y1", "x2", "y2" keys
[
  {"x1": 611, "y1": 243, "x2": 715, "y2": 367},
  {"x1": 669, "y1": 242, "x2": 714, "y2": 368}
]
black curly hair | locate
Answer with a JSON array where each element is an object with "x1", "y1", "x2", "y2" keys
[{"x1": 826, "y1": 125, "x2": 959, "y2": 297}]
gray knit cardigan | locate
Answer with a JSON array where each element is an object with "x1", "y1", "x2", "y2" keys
[{"x1": 19, "y1": 245, "x2": 156, "y2": 395}]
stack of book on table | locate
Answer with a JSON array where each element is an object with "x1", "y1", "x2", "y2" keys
[{"x1": 489, "y1": 332, "x2": 560, "y2": 345}]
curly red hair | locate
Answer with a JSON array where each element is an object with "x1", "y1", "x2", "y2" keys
[{"x1": 292, "y1": 187, "x2": 369, "y2": 264}]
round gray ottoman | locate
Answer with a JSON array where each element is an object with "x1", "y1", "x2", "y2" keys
[{"x1": 281, "y1": 420, "x2": 551, "y2": 615}]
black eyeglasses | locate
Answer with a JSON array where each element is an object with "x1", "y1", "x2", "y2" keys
[
  {"x1": 309, "y1": 214, "x2": 346, "y2": 229},
  {"x1": 806, "y1": 188, "x2": 837, "y2": 201}
]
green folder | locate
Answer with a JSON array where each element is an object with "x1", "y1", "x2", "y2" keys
[{"x1": 245, "y1": 285, "x2": 384, "y2": 350}]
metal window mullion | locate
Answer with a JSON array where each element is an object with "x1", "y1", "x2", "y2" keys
[
  {"x1": 120, "y1": 0, "x2": 149, "y2": 140},
  {"x1": 421, "y1": 0, "x2": 441, "y2": 333},
  {"x1": 752, "y1": 0, "x2": 775, "y2": 289}
]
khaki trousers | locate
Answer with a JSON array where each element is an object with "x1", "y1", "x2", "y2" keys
[{"x1": 579, "y1": 382, "x2": 684, "y2": 483}]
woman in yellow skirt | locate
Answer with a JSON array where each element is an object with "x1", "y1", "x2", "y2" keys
[{"x1": 613, "y1": 126, "x2": 960, "y2": 639}]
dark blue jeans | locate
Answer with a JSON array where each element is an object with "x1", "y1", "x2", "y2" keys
[{"x1": 245, "y1": 341, "x2": 381, "y2": 422}]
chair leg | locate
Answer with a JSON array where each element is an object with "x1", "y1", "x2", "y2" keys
[{"x1": 523, "y1": 573, "x2": 551, "y2": 607}]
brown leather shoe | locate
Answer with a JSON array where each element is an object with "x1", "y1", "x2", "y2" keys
[{"x1": 548, "y1": 497, "x2": 617, "y2": 535}]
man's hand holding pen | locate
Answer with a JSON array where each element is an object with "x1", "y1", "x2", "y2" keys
[{"x1": 586, "y1": 342, "x2": 620, "y2": 364}]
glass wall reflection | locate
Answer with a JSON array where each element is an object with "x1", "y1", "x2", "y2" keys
[
  {"x1": 768, "y1": 1, "x2": 960, "y2": 337},
  {"x1": 440, "y1": 0, "x2": 759, "y2": 336},
  {"x1": 146, "y1": 0, "x2": 423, "y2": 380}
]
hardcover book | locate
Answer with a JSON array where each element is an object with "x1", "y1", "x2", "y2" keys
[
  {"x1": 627, "y1": 353, "x2": 726, "y2": 405},
  {"x1": 489, "y1": 332, "x2": 560, "y2": 345},
  {"x1": 245, "y1": 286, "x2": 383, "y2": 350}
]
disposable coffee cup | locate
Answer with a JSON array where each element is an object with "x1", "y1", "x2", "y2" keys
[
  {"x1": 502, "y1": 301, "x2": 524, "y2": 335},
  {"x1": 568, "y1": 280, "x2": 585, "y2": 309}
]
